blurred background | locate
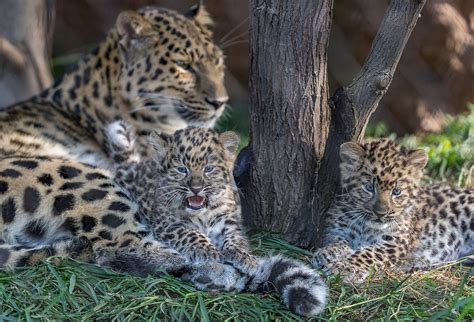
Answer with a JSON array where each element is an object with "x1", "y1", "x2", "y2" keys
[
  {"x1": 46, "y1": 0, "x2": 473, "y2": 135},
  {"x1": 0, "y1": 0, "x2": 472, "y2": 184}
]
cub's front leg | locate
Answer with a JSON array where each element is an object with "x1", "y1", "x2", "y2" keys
[
  {"x1": 326, "y1": 241, "x2": 407, "y2": 283},
  {"x1": 312, "y1": 240, "x2": 354, "y2": 270},
  {"x1": 210, "y1": 217, "x2": 258, "y2": 275},
  {"x1": 155, "y1": 223, "x2": 222, "y2": 264},
  {"x1": 222, "y1": 236, "x2": 258, "y2": 275}
]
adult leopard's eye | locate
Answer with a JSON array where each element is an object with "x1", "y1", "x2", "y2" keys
[
  {"x1": 363, "y1": 182, "x2": 374, "y2": 193},
  {"x1": 176, "y1": 166, "x2": 188, "y2": 174},
  {"x1": 175, "y1": 61, "x2": 192, "y2": 71},
  {"x1": 392, "y1": 187, "x2": 402, "y2": 196},
  {"x1": 204, "y1": 165, "x2": 214, "y2": 173}
]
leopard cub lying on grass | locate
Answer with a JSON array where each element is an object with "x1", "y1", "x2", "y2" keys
[
  {"x1": 313, "y1": 138, "x2": 473, "y2": 283},
  {"x1": 105, "y1": 122, "x2": 328, "y2": 316}
]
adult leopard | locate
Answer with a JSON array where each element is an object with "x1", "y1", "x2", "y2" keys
[{"x1": 0, "y1": 4, "x2": 227, "y2": 167}]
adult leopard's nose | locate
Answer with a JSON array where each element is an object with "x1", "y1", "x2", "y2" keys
[{"x1": 205, "y1": 96, "x2": 228, "y2": 109}]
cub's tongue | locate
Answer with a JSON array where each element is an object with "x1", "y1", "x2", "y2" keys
[{"x1": 186, "y1": 196, "x2": 205, "y2": 209}]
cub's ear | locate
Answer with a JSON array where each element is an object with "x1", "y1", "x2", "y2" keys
[
  {"x1": 219, "y1": 131, "x2": 240, "y2": 157},
  {"x1": 148, "y1": 131, "x2": 170, "y2": 160},
  {"x1": 408, "y1": 148, "x2": 428, "y2": 170},
  {"x1": 116, "y1": 11, "x2": 154, "y2": 39},
  {"x1": 186, "y1": 2, "x2": 214, "y2": 30},
  {"x1": 340, "y1": 142, "x2": 365, "y2": 165}
]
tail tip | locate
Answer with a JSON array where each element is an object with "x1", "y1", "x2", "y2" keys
[
  {"x1": 286, "y1": 283, "x2": 328, "y2": 316},
  {"x1": 256, "y1": 255, "x2": 329, "y2": 316}
]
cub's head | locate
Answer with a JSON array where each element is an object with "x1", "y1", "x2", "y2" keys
[
  {"x1": 339, "y1": 138, "x2": 428, "y2": 220},
  {"x1": 151, "y1": 127, "x2": 239, "y2": 214},
  {"x1": 115, "y1": 4, "x2": 227, "y2": 132}
]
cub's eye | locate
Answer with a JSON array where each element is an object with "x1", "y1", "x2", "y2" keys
[
  {"x1": 176, "y1": 166, "x2": 188, "y2": 174},
  {"x1": 175, "y1": 61, "x2": 192, "y2": 71},
  {"x1": 204, "y1": 165, "x2": 214, "y2": 173},
  {"x1": 392, "y1": 187, "x2": 402, "y2": 196},
  {"x1": 363, "y1": 182, "x2": 375, "y2": 193}
]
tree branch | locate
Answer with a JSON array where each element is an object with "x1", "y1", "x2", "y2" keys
[
  {"x1": 0, "y1": 37, "x2": 26, "y2": 69},
  {"x1": 237, "y1": 0, "x2": 426, "y2": 248},
  {"x1": 344, "y1": 0, "x2": 426, "y2": 141}
]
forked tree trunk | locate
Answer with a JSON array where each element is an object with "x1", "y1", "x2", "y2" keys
[
  {"x1": 237, "y1": 0, "x2": 426, "y2": 248},
  {"x1": 0, "y1": 0, "x2": 55, "y2": 108}
]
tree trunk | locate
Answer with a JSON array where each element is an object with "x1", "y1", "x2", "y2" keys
[
  {"x1": 238, "y1": 0, "x2": 426, "y2": 248},
  {"x1": 0, "y1": 0, "x2": 55, "y2": 108}
]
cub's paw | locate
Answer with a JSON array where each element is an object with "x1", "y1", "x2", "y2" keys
[
  {"x1": 312, "y1": 242, "x2": 354, "y2": 271},
  {"x1": 326, "y1": 261, "x2": 370, "y2": 284},
  {"x1": 223, "y1": 249, "x2": 259, "y2": 275},
  {"x1": 182, "y1": 261, "x2": 247, "y2": 293},
  {"x1": 394, "y1": 256, "x2": 433, "y2": 272},
  {"x1": 188, "y1": 245, "x2": 223, "y2": 265}
]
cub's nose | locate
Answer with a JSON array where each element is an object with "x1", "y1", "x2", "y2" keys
[
  {"x1": 205, "y1": 97, "x2": 228, "y2": 109},
  {"x1": 190, "y1": 185, "x2": 203, "y2": 195}
]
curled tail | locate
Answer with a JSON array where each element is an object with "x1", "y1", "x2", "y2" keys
[{"x1": 248, "y1": 255, "x2": 328, "y2": 317}]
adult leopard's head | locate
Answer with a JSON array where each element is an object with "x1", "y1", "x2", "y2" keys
[
  {"x1": 150, "y1": 127, "x2": 239, "y2": 215},
  {"x1": 115, "y1": 4, "x2": 227, "y2": 133},
  {"x1": 338, "y1": 138, "x2": 428, "y2": 220}
]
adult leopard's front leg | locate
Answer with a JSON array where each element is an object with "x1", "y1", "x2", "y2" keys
[
  {"x1": 0, "y1": 238, "x2": 93, "y2": 269},
  {"x1": 92, "y1": 236, "x2": 189, "y2": 277},
  {"x1": 104, "y1": 120, "x2": 141, "y2": 168},
  {"x1": 0, "y1": 231, "x2": 189, "y2": 277}
]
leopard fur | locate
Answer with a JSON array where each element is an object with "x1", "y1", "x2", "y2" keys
[
  {"x1": 312, "y1": 138, "x2": 473, "y2": 283},
  {"x1": 0, "y1": 152, "x2": 253, "y2": 294},
  {"x1": 0, "y1": 4, "x2": 227, "y2": 169},
  {"x1": 104, "y1": 122, "x2": 328, "y2": 316}
]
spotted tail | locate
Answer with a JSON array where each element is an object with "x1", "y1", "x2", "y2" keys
[{"x1": 248, "y1": 255, "x2": 328, "y2": 317}]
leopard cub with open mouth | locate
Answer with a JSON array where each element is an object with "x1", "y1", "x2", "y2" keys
[{"x1": 105, "y1": 121, "x2": 328, "y2": 317}]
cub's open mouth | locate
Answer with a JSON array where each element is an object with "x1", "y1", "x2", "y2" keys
[{"x1": 185, "y1": 195, "x2": 206, "y2": 210}]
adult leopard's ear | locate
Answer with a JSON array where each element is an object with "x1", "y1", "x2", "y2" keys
[
  {"x1": 148, "y1": 131, "x2": 170, "y2": 161},
  {"x1": 219, "y1": 131, "x2": 240, "y2": 159},
  {"x1": 340, "y1": 142, "x2": 365, "y2": 165},
  {"x1": 116, "y1": 11, "x2": 155, "y2": 60},
  {"x1": 407, "y1": 148, "x2": 428, "y2": 170},
  {"x1": 186, "y1": 1, "x2": 214, "y2": 31},
  {"x1": 116, "y1": 11, "x2": 154, "y2": 40}
]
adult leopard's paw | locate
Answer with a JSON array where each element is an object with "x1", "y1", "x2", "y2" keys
[
  {"x1": 104, "y1": 120, "x2": 140, "y2": 165},
  {"x1": 182, "y1": 261, "x2": 247, "y2": 293}
]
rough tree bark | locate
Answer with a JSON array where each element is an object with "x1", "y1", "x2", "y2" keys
[
  {"x1": 0, "y1": 0, "x2": 55, "y2": 108},
  {"x1": 237, "y1": 0, "x2": 426, "y2": 248}
]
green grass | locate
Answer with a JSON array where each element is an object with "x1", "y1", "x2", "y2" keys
[{"x1": 1, "y1": 234, "x2": 472, "y2": 320}]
